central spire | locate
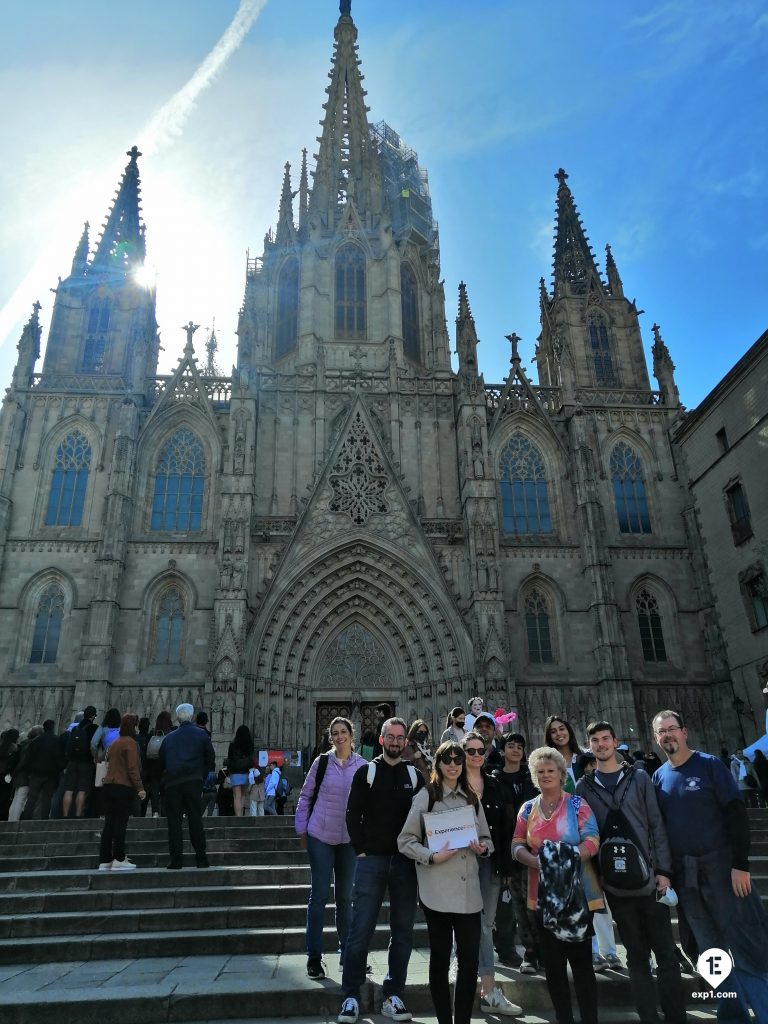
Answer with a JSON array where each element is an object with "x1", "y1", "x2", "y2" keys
[
  {"x1": 90, "y1": 146, "x2": 146, "y2": 275},
  {"x1": 552, "y1": 168, "x2": 599, "y2": 296},
  {"x1": 309, "y1": 2, "x2": 382, "y2": 227}
]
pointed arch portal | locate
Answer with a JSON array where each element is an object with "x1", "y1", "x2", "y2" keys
[{"x1": 244, "y1": 541, "x2": 475, "y2": 751}]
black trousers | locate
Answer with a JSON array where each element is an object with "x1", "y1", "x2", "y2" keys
[
  {"x1": 99, "y1": 783, "x2": 135, "y2": 862},
  {"x1": 610, "y1": 893, "x2": 686, "y2": 1024},
  {"x1": 21, "y1": 774, "x2": 57, "y2": 820},
  {"x1": 537, "y1": 921, "x2": 597, "y2": 1024},
  {"x1": 422, "y1": 906, "x2": 481, "y2": 1024},
  {"x1": 165, "y1": 780, "x2": 206, "y2": 864}
]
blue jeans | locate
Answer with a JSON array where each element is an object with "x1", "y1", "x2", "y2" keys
[
  {"x1": 264, "y1": 795, "x2": 276, "y2": 815},
  {"x1": 342, "y1": 853, "x2": 417, "y2": 1001},
  {"x1": 477, "y1": 855, "x2": 500, "y2": 977},
  {"x1": 306, "y1": 835, "x2": 356, "y2": 960}
]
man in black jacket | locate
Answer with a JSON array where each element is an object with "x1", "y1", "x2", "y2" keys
[
  {"x1": 20, "y1": 720, "x2": 62, "y2": 820},
  {"x1": 338, "y1": 717, "x2": 423, "y2": 1024},
  {"x1": 577, "y1": 720, "x2": 685, "y2": 1024},
  {"x1": 62, "y1": 705, "x2": 98, "y2": 818},
  {"x1": 159, "y1": 703, "x2": 215, "y2": 869}
]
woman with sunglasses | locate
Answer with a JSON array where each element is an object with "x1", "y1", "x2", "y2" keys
[
  {"x1": 440, "y1": 707, "x2": 466, "y2": 744},
  {"x1": 462, "y1": 730, "x2": 521, "y2": 1017},
  {"x1": 398, "y1": 741, "x2": 504, "y2": 1024}
]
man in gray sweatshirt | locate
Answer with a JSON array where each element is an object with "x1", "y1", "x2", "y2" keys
[{"x1": 576, "y1": 720, "x2": 685, "y2": 1024}]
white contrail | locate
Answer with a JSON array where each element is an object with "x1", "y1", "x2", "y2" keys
[
  {"x1": 0, "y1": 0, "x2": 267, "y2": 353},
  {"x1": 139, "y1": 0, "x2": 268, "y2": 155}
]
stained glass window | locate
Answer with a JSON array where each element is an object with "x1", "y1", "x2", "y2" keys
[
  {"x1": 45, "y1": 431, "x2": 91, "y2": 526},
  {"x1": 636, "y1": 588, "x2": 667, "y2": 661},
  {"x1": 610, "y1": 441, "x2": 651, "y2": 533},
  {"x1": 275, "y1": 258, "x2": 299, "y2": 358},
  {"x1": 150, "y1": 429, "x2": 205, "y2": 531},
  {"x1": 335, "y1": 244, "x2": 366, "y2": 339},
  {"x1": 30, "y1": 584, "x2": 64, "y2": 664},
  {"x1": 152, "y1": 586, "x2": 185, "y2": 664},
  {"x1": 588, "y1": 313, "x2": 618, "y2": 387},
  {"x1": 525, "y1": 589, "x2": 554, "y2": 663},
  {"x1": 401, "y1": 263, "x2": 420, "y2": 362},
  {"x1": 499, "y1": 435, "x2": 552, "y2": 534}
]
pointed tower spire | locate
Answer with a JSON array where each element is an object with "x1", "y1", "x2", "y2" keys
[
  {"x1": 605, "y1": 243, "x2": 624, "y2": 298},
  {"x1": 12, "y1": 301, "x2": 42, "y2": 388},
  {"x1": 275, "y1": 162, "x2": 295, "y2": 247},
  {"x1": 652, "y1": 323, "x2": 680, "y2": 407},
  {"x1": 70, "y1": 222, "x2": 90, "y2": 277},
  {"x1": 90, "y1": 146, "x2": 145, "y2": 274},
  {"x1": 456, "y1": 281, "x2": 479, "y2": 376},
  {"x1": 309, "y1": 3, "x2": 381, "y2": 225},
  {"x1": 298, "y1": 148, "x2": 309, "y2": 236},
  {"x1": 204, "y1": 319, "x2": 219, "y2": 376},
  {"x1": 552, "y1": 168, "x2": 600, "y2": 295}
]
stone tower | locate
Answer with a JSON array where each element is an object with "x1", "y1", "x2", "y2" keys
[{"x1": 0, "y1": 2, "x2": 736, "y2": 755}]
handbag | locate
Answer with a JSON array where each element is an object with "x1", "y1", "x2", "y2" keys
[{"x1": 95, "y1": 761, "x2": 108, "y2": 787}]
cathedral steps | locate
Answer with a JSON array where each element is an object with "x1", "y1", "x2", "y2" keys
[{"x1": 0, "y1": 813, "x2": 761, "y2": 1022}]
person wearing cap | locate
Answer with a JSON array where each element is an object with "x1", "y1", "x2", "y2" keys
[
  {"x1": 472, "y1": 713, "x2": 503, "y2": 770},
  {"x1": 577, "y1": 720, "x2": 685, "y2": 1024},
  {"x1": 159, "y1": 703, "x2": 215, "y2": 869}
]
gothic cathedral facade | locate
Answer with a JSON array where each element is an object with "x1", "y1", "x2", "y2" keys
[{"x1": 0, "y1": 5, "x2": 736, "y2": 754}]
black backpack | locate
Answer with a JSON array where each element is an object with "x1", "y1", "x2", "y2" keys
[
  {"x1": 585, "y1": 769, "x2": 652, "y2": 891},
  {"x1": 66, "y1": 725, "x2": 91, "y2": 762}
]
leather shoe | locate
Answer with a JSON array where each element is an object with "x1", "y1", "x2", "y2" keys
[
  {"x1": 196, "y1": 856, "x2": 210, "y2": 868},
  {"x1": 166, "y1": 862, "x2": 182, "y2": 870}
]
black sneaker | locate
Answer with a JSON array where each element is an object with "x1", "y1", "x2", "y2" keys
[
  {"x1": 497, "y1": 951, "x2": 523, "y2": 967},
  {"x1": 519, "y1": 957, "x2": 538, "y2": 974},
  {"x1": 307, "y1": 957, "x2": 325, "y2": 980}
]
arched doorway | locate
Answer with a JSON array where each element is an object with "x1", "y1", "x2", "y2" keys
[{"x1": 313, "y1": 621, "x2": 399, "y2": 749}]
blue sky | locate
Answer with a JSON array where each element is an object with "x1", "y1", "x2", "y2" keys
[{"x1": 0, "y1": 0, "x2": 766, "y2": 405}]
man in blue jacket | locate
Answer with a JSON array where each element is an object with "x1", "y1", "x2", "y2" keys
[{"x1": 159, "y1": 703, "x2": 215, "y2": 869}]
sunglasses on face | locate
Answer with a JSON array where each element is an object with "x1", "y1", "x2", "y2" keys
[
  {"x1": 465, "y1": 747, "x2": 485, "y2": 756},
  {"x1": 439, "y1": 753, "x2": 465, "y2": 765}
]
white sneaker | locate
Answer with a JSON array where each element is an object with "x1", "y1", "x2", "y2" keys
[
  {"x1": 110, "y1": 859, "x2": 137, "y2": 871},
  {"x1": 98, "y1": 862, "x2": 112, "y2": 871},
  {"x1": 337, "y1": 997, "x2": 359, "y2": 1023},
  {"x1": 480, "y1": 986, "x2": 523, "y2": 1016},
  {"x1": 382, "y1": 995, "x2": 412, "y2": 1021}
]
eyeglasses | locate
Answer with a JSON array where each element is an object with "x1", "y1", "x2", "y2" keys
[
  {"x1": 383, "y1": 734, "x2": 406, "y2": 743},
  {"x1": 439, "y1": 754, "x2": 465, "y2": 765},
  {"x1": 465, "y1": 747, "x2": 485, "y2": 756},
  {"x1": 656, "y1": 727, "x2": 682, "y2": 737}
]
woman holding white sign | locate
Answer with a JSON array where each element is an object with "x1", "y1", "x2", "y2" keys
[{"x1": 399, "y1": 741, "x2": 519, "y2": 1024}]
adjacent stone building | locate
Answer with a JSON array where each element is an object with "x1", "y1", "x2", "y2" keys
[
  {"x1": 675, "y1": 330, "x2": 768, "y2": 746},
  {"x1": 0, "y1": 4, "x2": 739, "y2": 755}
]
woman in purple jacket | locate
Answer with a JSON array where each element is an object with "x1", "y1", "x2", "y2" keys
[{"x1": 295, "y1": 716, "x2": 367, "y2": 981}]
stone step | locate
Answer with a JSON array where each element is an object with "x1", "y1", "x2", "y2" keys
[
  {"x1": 0, "y1": 865, "x2": 311, "y2": 892},
  {"x1": 0, "y1": 849, "x2": 310, "y2": 872},
  {"x1": 0, "y1": 951, "x2": 717, "y2": 1024},
  {"x1": 0, "y1": 921, "x2": 431, "y2": 964},
  {"x1": 0, "y1": 882, "x2": 312, "y2": 915}
]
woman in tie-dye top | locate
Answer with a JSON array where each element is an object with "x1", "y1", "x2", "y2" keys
[{"x1": 513, "y1": 746, "x2": 602, "y2": 1024}]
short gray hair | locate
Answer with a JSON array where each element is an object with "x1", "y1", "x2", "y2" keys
[
  {"x1": 176, "y1": 703, "x2": 194, "y2": 723},
  {"x1": 527, "y1": 745, "x2": 567, "y2": 787}
]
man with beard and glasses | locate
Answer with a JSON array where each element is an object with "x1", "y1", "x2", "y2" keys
[
  {"x1": 652, "y1": 709, "x2": 768, "y2": 1022},
  {"x1": 337, "y1": 717, "x2": 424, "y2": 1024}
]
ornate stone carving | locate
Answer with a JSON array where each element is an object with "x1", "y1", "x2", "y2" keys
[
  {"x1": 318, "y1": 622, "x2": 391, "y2": 689},
  {"x1": 329, "y1": 410, "x2": 389, "y2": 525}
]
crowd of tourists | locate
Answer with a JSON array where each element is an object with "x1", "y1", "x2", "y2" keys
[
  {"x1": 2, "y1": 695, "x2": 768, "y2": 1023},
  {"x1": 295, "y1": 700, "x2": 768, "y2": 1024}
]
